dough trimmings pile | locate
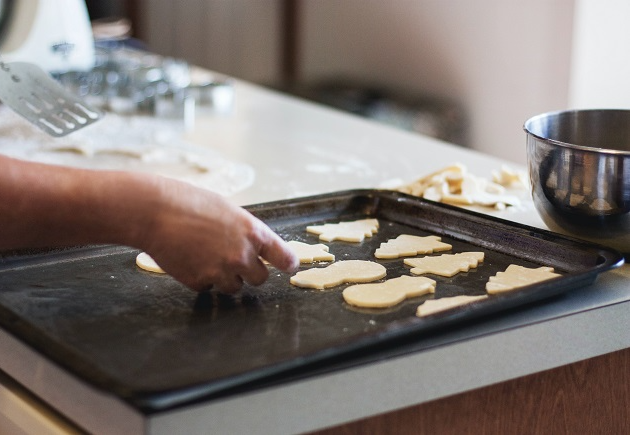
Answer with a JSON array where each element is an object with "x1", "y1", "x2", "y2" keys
[
  {"x1": 486, "y1": 265, "x2": 560, "y2": 294},
  {"x1": 287, "y1": 241, "x2": 335, "y2": 263},
  {"x1": 492, "y1": 165, "x2": 529, "y2": 188},
  {"x1": 289, "y1": 260, "x2": 387, "y2": 290},
  {"x1": 374, "y1": 234, "x2": 452, "y2": 259},
  {"x1": 396, "y1": 163, "x2": 523, "y2": 210},
  {"x1": 342, "y1": 276, "x2": 436, "y2": 308},
  {"x1": 306, "y1": 218, "x2": 379, "y2": 242},
  {"x1": 404, "y1": 252, "x2": 485, "y2": 277}
]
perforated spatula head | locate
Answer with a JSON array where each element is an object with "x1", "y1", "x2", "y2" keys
[{"x1": 0, "y1": 61, "x2": 102, "y2": 137}]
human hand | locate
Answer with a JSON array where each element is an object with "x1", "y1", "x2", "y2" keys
[
  {"x1": 138, "y1": 179, "x2": 299, "y2": 293},
  {"x1": 0, "y1": 157, "x2": 298, "y2": 293}
]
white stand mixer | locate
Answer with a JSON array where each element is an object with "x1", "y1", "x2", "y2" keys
[{"x1": 0, "y1": 0, "x2": 95, "y2": 72}]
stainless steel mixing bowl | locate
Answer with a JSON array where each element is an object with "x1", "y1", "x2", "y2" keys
[{"x1": 525, "y1": 109, "x2": 630, "y2": 254}]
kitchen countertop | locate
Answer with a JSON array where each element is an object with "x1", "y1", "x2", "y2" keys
[{"x1": 1, "y1": 77, "x2": 629, "y2": 435}]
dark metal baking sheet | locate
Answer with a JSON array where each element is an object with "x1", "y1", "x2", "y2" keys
[{"x1": 0, "y1": 189, "x2": 623, "y2": 411}]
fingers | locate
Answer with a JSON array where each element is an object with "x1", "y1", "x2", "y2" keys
[
  {"x1": 150, "y1": 204, "x2": 298, "y2": 293},
  {"x1": 196, "y1": 254, "x2": 270, "y2": 294},
  {"x1": 258, "y1": 231, "x2": 300, "y2": 273},
  {"x1": 214, "y1": 274, "x2": 244, "y2": 294},
  {"x1": 238, "y1": 256, "x2": 270, "y2": 287},
  {"x1": 195, "y1": 236, "x2": 295, "y2": 294}
]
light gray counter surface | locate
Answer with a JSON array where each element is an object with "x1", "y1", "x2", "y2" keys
[{"x1": 0, "y1": 79, "x2": 628, "y2": 435}]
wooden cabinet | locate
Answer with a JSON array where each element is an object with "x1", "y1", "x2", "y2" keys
[{"x1": 314, "y1": 348, "x2": 630, "y2": 434}]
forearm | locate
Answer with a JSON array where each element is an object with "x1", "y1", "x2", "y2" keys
[
  {"x1": 0, "y1": 154, "x2": 298, "y2": 292},
  {"x1": 0, "y1": 155, "x2": 156, "y2": 250}
]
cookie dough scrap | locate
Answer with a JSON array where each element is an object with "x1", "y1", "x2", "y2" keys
[
  {"x1": 439, "y1": 173, "x2": 520, "y2": 209},
  {"x1": 290, "y1": 260, "x2": 386, "y2": 290},
  {"x1": 397, "y1": 163, "x2": 466, "y2": 197},
  {"x1": 374, "y1": 234, "x2": 452, "y2": 259},
  {"x1": 404, "y1": 252, "x2": 485, "y2": 277},
  {"x1": 136, "y1": 252, "x2": 166, "y2": 274},
  {"x1": 397, "y1": 163, "x2": 521, "y2": 210},
  {"x1": 343, "y1": 275, "x2": 436, "y2": 308},
  {"x1": 306, "y1": 218, "x2": 379, "y2": 242},
  {"x1": 486, "y1": 264, "x2": 560, "y2": 294},
  {"x1": 492, "y1": 165, "x2": 528, "y2": 189},
  {"x1": 416, "y1": 295, "x2": 488, "y2": 317},
  {"x1": 287, "y1": 241, "x2": 335, "y2": 263}
]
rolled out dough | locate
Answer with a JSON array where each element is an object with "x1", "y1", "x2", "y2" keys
[
  {"x1": 306, "y1": 218, "x2": 379, "y2": 242},
  {"x1": 136, "y1": 252, "x2": 166, "y2": 274},
  {"x1": 343, "y1": 275, "x2": 436, "y2": 308},
  {"x1": 416, "y1": 295, "x2": 488, "y2": 317},
  {"x1": 486, "y1": 264, "x2": 560, "y2": 294},
  {"x1": 290, "y1": 260, "x2": 386, "y2": 290},
  {"x1": 374, "y1": 234, "x2": 452, "y2": 259},
  {"x1": 287, "y1": 241, "x2": 335, "y2": 263},
  {"x1": 404, "y1": 252, "x2": 485, "y2": 277}
]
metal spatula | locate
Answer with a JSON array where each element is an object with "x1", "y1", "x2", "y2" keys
[{"x1": 0, "y1": 60, "x2": 102, "y2": 137}]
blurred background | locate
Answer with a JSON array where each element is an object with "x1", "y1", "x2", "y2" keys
[{"x1": 85, "y1": 0, "x2": 629, "y2": 165}]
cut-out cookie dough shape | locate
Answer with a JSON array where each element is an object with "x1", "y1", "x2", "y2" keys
[
  {"x1": 343, "y1": 275, "x2": 436, "y2": 308},
  {"x1": 486, "y1": 264, "x2": 560, "y2": 294},
  {"x1": 306, "y1": 218, "x2": 379, "y2": 242},
  {"x1": 404, "y1": 252, "x2": 484, "y2": 277},
  {"x1": 416, "y1": 295, "x2": 488, "y2": 317},
  {"x1": 290, "y1": 260, "x2": 386, "y2": 290},
  {"x1": 287, "y1": 241, "x2": 335, "y2": 263},
  {"x1": 136, "y1": 252, "x2": 166, "y2": 274},
  {"x1": 374, "y1": 234, "x2": 452, "y2": 259}
]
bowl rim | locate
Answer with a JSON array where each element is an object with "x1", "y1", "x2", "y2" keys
[{"x1": 524, "y1": 109, "x2": 630, "y2": 155}]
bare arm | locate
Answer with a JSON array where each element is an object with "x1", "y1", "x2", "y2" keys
[{"x1": 0, "y1": 155, "x2": 299, "y2": 292}]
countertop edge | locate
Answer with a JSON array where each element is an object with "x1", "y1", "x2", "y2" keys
[{"x1": 150, "y1": 297, "x2": 630, "y2": 434}]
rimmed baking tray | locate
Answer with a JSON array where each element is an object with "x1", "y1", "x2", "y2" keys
[{"x1": 0, "y1": 189, "x2": 623, "y2": 411}]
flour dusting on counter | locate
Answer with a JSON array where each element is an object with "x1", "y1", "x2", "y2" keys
[
  {"x1": 305, "y1": 145, "x2": 376, "y2": 177},
  {"x1": 0, "y1": 107, "x2": 254, "y2": 196}
]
